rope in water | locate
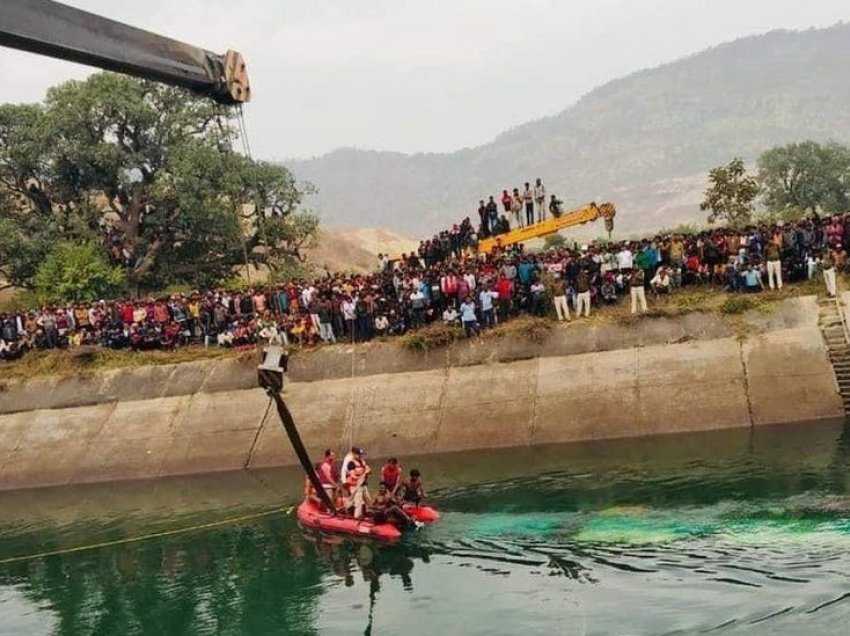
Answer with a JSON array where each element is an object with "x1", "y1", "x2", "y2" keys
[{"x1": 0, "y1": 505, "x2": 294, "y2": 567}]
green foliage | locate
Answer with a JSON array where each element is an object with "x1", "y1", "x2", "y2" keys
[
  {"x1": 700, "y1": 158, "x2": 760, "y2": 228},
  {"x1": 30, "y1": 242, "x2": 126, "y2": 305},
  {"x1": 542, "y1": 233, "x2": 568, "y2": 250},
  {"x1": 0, "y1": 72, "x2": 319, "y2": 297},
  {"x1": 719, "y1": 296, "x2": 755, "y2": 315},
  {"x1": 400, "y1": 322, "x2": 461, "y2": 352},
  {"x1": 757, "y1": 141, "x2": 850, "y2": 215},
  {"x1": 756, "y1": 206, "x2": 808, "y2": 226},
  {"x1": 492, "y1": 316, "x2": 554, "y2": 342}
]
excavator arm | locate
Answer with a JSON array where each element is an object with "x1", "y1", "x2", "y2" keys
[
  {"x1": 477, "y1": 202, "x2": 616, "y2": 255},
  {"x1": 0, "y1": 0, "x2": 250, "y2": 104}
]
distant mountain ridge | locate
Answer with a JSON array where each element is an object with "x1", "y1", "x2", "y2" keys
[{"x1": 288, "y1": 24, "x2": 850, "y2": 238}]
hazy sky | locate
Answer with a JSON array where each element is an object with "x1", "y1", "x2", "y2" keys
[{"x1": 1, "y1": 0, "x2": 847, "y2": 159}]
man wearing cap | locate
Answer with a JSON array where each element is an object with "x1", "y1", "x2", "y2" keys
[{"x1": 342, "y1": 447, "x2": 371, "y2": 519}]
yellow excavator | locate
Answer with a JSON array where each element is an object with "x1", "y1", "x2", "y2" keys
[{"x1": 477, "y1": 201, "x2": 617, "y2": 255}]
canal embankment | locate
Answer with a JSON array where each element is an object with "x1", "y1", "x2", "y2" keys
[{"x1": 0, "y1": 296, "x2": 844, "y2": 490}]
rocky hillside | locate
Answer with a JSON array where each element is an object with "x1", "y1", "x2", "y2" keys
[
  {"x1": 304, "y1": 228, "x2": 417, "y2": 274},
  {"x1": 289, "y1": 24, "x2": 850, "y2": 238}
]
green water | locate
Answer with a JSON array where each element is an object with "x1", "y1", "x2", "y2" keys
[{"x1": 2, "y1": 421, "x2": 850, "y2": 635}]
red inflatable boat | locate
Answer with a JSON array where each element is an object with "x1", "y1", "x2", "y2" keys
[
  {"x1": 297, "y1": 500, "x2": 440, "y2": 540},
  {"x1": 403, "y1": 503, "x2": 441, "y2": 522}
]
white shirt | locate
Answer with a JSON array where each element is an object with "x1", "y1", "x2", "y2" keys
[
  {"x1": 340, "y1": 452, "x2": 362, "y2": 484},
  {"x1": 533, "y1": 183, "x2": 546, "y2": 200},
  {"x1": 479, "y1": 290, "x2": 497, "y2": 311},
  {"x1": 651, "y1": 272, "x2": 671, "y2": 288},
  {"x1": 300, "y1": 286, "x2": 314, "y2": 308},
  {"x1": 616, "y1": 249, "x2": 634, "y2": 270}
]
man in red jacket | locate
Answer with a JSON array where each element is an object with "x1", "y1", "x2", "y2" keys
[{"x1": 495, "y1": 275, "x2": 514, "y2": 321}]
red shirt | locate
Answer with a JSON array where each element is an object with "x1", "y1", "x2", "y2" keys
[
  {"x1": 496, "y1": 277, "x2": 513, "y2": 300},
  {"x1": 381, "y1": 464, "x2": 402, "y2": 490},
  {"x1": 318, "y1": 458, "x2": 339, "y2": 485}
]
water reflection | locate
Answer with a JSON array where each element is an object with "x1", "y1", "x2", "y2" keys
[
  {"x1": 0, "y1": 518, "x2": 325, "y2": 635},
  {"x1": 302, "y1": 533, "x2": 428, "y2": 635}
]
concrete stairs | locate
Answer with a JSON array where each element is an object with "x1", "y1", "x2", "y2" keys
[{"x1": 819, "y1": 297, "x2": 850, "y2": 415}]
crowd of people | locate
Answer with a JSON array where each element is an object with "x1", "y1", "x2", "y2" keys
[
  {"x1": 2, "y1": 200, "x2": 848, "y2": 362},
  {"x1": 422, "y1": 178, "x2": 564, "y2": 260}
]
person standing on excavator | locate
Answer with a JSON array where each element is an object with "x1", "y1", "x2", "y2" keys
[
  {"x1": 534, "y1": 178, "x2": 547, "y2": 223},
  {"x1": 523, "y1": 182, "x2": 535, "y2": 227}
]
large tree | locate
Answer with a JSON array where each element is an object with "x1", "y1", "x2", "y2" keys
[
  {"x1": 757, "y1": 141, "x2": 850, "y2": 216},
  {"x1": 700, "y1": 157, "x2": 760, "y2": 228},
  {"x1": 0, "y1": 72, "x2": 318, "y2": 294}
]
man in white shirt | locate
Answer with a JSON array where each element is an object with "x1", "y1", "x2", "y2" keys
[
  {"x1": 534, "y1": 178, "x2": 546, "y2": 223},
  {"x1": 478, "y1": 285, "x2": 498, "y2": 328},
  {"x1": 523, "y1": 182, "x2": 534, "y2": 226},
  {"x1": 300, "y1": 285, "x2": 315, "y2": 309},
  {"x1": 616, "y1": 245, "x2": 634, "y2": 271},
  {"x1": 374, "y1": 314, "x2": 389, "y2": 336},
  {"x1": 342, "y1": 297, "x2": 356, "y2": 341},
  {"x1": 409, "y1": 288, "x2": 426, "y2": 328},
  {"x1": 442, "y1": 306, "x2": 459, "y2": 324},
  {"x1": 459, "y1": 296, "x2": 480, "y2": 338},
  {"x1": 650, "y1": 267, "x2": 672, "y2": 294}
]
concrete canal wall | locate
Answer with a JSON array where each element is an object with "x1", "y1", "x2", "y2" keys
[{"x1": 0, "y1": 297, "x2": 842, "y2": 490}]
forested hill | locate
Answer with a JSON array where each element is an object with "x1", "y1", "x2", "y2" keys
[{"x1": 288, "y1": 24, "x2": 850, "y2": 237}]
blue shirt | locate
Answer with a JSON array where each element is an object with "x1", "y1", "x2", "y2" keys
[
  {"x1": 518, "y1": 262, "x2": 535, "y2": 285},
  {"x1": 744, "y1": 269, "x2": 761, "y2": 287}
]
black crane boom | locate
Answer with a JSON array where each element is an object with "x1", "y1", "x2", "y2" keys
[{"x1": 0, "y1": 0, "x2": 250, "y2": 104}]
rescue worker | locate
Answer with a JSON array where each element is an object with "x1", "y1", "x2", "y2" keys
[
  {"x1": 343, "y1": 449, "x2": 371, "y2": 519},
  {"x1": 317, "y1": 448, "x2": 339, "y2": 503},
  {"x1": 397, "y1": 469, "x2": 426, "y2": 505},
  {"x1": 381, "y1": 457, "x2": 403, "y2": 492},
  {"x1": 304, "y1": 475, "x2": 325, "y2": 510},
  {"x1": 340, "y1": 445, "x2": 362, "y2": 483},
  {"x1": 367, "y1": 482, "x2": 421, "y2": 530}
]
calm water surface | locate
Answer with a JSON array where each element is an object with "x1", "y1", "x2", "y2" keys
[{"x1": 2, "y1": 421, "x2": 850, "y2": 635}]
